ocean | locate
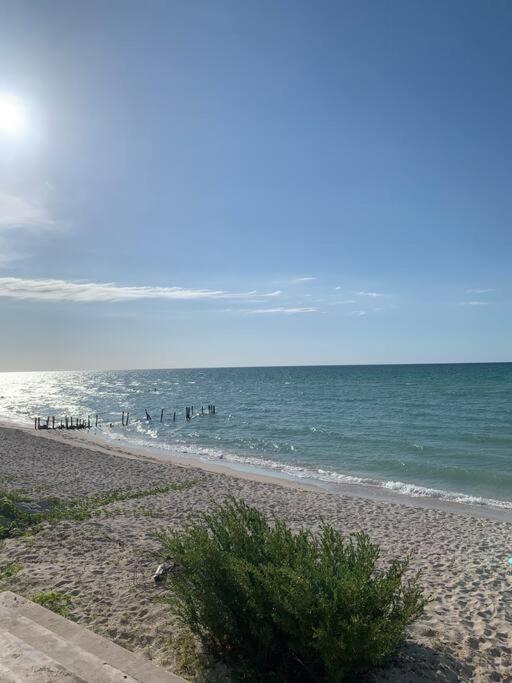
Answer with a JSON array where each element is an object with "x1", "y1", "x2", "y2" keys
[{"x1": 0, "y1": 363, "x2": 511, "y2": 511}]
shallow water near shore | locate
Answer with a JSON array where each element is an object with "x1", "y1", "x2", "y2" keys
[{"x1": 0, "y1": 363, "x2": 511, "y2": 511}]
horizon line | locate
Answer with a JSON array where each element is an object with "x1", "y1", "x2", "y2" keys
[{"x1": 0, "y1": 360, "x2": 511, "y2": 374}]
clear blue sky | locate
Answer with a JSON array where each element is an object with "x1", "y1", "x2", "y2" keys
[{"x1": 0, "y1": 0, "x2": 510, "y2": 370}]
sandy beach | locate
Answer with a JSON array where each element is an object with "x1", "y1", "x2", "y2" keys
[{"x1": 0, "y1": 424, "x2": 511, "y2": 682}]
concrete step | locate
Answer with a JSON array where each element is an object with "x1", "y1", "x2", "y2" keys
[{"x1": 0, "y1": 592, "x2": 186, "y2": 683}]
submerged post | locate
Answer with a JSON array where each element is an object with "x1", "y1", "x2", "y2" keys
[
  {"x1": 122, "y1": 411, "x2": 125, "y2": 427},
  {"x1": 95, "y1": 413, "x2": 98, "y2": 427},
  {"x1": 173, "y1": 411, "x2": 176, "y2": 422},
  {"x1": 160, "y1": 409, "x2": 164, "y2": 423},
  {"x1": 126, "y1": 412, "x2": 129, "y2": 425}
]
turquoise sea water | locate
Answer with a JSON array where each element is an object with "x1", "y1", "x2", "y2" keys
[{"x1": 0, "y1": 363, "x2": 511, "y2": 510}]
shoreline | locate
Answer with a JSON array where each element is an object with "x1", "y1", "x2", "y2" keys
[{"x1": 2, "y1": 417, "x2": 512, "y2": 523}]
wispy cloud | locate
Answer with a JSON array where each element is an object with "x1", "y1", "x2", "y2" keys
[
  {"x1": 291, "y1": 276, "x2": 316, "y2": 283},
  {"x1": 357, "y1": 291, "x2": 385, "y2": 297},
  {"x1": 350, "y1": 310, "x2": 367, "y2": 316},
  {"x1": 0, "y1": 193, "x2": 55, "y2": 232},
  {"x1": 334, "y1": 286, "x2": 341, "y2": 291},
  {"x1": 249, "y1": 307, "x2": 318, "y2": 314},
  {"x1": 331, "y1": 299, "x2": 355, "y2": 305},
  {"x1": 465, "y1": 288, "x2": 493, "y2": 294},
  {"x1": 460, "y1": 301, "x2": 489, "y2": 306},
  {"x1": 0, "y1": 193, "x2": 61, "y2": 265},
  {"x1": 0, "y1": 277, "x2": 282, "y2": 304}
]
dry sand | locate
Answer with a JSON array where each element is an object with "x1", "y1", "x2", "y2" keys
[{"x1": 0, "y1": 424, "x2": 511, "y2": 682}]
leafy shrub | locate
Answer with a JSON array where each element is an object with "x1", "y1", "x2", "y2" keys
[{"x1": 159, "y1": 497, "x2": 426, "y2": 681}]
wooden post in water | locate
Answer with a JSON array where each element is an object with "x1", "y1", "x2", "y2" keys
[
  {"x1": 70, "y1": 417, "x2": 73, "y2": 429},
  {"x1": 145, "y1": 409, "x2": 151, "y2": 421},
  {"x1": 88, "y1": 416, "x2": 91, "y2": 429},
  {"x1": 122, "y1": 411, "x2": 125, "y2": 427},
  {"x1": 126, "y1": 412, "x2": 129, "y2": 425},
  {"x1": 173, "y1": 411, "x2": 176, "y2": 423},
  {"x1": 160, "y1": 409, "x2": 164, "y2": 422},
  {"x1": 95, "y1": 414, "x2": 98, "y2": 427},
  {"x1": 52, "y1": 416, "x2": 55, "y2": 429}
]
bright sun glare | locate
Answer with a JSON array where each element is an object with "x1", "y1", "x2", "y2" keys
[{"x1": 0, "y1": 93, "x2": 29, "y2": 137}]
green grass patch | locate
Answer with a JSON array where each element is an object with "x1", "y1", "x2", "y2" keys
[
  {"x1": 32, "y1": 591, "x2": 72, "y2": 617},
  {"x1": 0, "y1": 561, "x2": 22, "y2": 582},
  {"x1": 0, "y1": 481, "x2": 195, "y2": 539},
  {"x1": 160, "y1": 497, "x2": 427, "y2": 682}
]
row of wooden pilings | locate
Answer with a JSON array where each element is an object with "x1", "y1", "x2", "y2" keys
[
  {"x1": 34, "y1": 416, "x2": 91, "y2": 430},
  {"x1": 34, "y1": 404, "x2": 217, "y2": 430}
]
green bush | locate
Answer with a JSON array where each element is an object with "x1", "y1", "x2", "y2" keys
[{"x1": 159, "y1": 498, "x2": 426, "y2": 681}]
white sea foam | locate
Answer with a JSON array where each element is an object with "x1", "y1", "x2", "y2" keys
[{"x1": 103, "y1": 429, "x2": 512, "y2": 512}]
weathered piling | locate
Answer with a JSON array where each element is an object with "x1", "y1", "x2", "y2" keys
[{"x1": 160, "y1": 409, "x2": 164, "y2": 423}]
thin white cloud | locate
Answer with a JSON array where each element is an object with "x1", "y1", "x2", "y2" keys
[
  {"x1": 0, "y1": 192, "x2": 61, "y2": 264},
  {"x1": 357, "y1": 291, "x2": 385, "y2": 297},
  {"x1": 350, "y1": 310, "x2": 367, "y2": 316},
  {"x1": 465, "y1": 288, "x2": 493, "y2": 294},
  {"x1": 330, "y1": 299, "x2": 356, "y2": 305},
  {"x1": 291, "y1": 277, "x2": 316, "y2": 283},
  {"x1": 460, "y1": 301, "x2": 489, "y2": 306},
  {"x1": 0, "y1": 193, "x2": 55, "y2": 231},
  {"x1": 249, "y1": 307, "x2": 318, "y2": 314},
  {"x1": 0, "y1": 277, "x2": 281, "y2": 304},
  {"x1": 334, "y1": 286, "x2": 341, "y2": 291}
]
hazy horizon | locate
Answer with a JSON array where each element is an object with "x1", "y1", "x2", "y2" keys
[
  {"x1": 1, "y1": 359, "x2": 511, "y2": 375},
  {"x1": 1, "y1": 1, "x2": 511, "y2": 370}
]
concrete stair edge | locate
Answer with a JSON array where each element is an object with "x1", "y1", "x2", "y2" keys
[{"x1": 0, "y1": 591, "x2": 186, "y2": 683}]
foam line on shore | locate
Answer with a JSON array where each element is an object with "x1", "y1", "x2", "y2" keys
[{"x1": 3, "y1": 416, "x2": 512, "y2": 522}]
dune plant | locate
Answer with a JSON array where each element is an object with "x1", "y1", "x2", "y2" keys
[{"x1": 159, "y1": 497, "x2": 426, "y2": 681}]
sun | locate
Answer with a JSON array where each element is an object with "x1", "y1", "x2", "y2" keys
[{"x1": 0, "y1": 93, "x2": 29, "y2": 137}]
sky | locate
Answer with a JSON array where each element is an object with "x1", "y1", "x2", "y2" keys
[{"x1": 0, "y1": 0, "x2": 511, "y2": 371}]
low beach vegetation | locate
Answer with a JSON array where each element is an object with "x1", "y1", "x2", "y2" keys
[
  {"x1": 0, "y1": 561, "x2": 22, "y2": 583},
  {"x1": 32, "y1": 590, "x2": 72, "y2": 617},
  {"x1": 159, "y1": 497, "x2": 426, "y2": 681},
  {"x1": 0, "y1": 481, "x2": 195, "y2": 539}
]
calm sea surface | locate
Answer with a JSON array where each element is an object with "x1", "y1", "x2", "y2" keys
[{"x1": 0, "y1": 364, "x2": 511, "y2": 510}]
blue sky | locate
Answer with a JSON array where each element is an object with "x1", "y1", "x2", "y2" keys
[{"x1": 0, "y1": 0, "x2": 511, "y2": 370}]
